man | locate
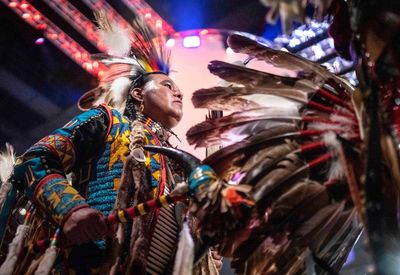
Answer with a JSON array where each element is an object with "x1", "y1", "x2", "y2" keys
[{"x1": 2, "y1": 12, "x2": 219, "y2": 274}]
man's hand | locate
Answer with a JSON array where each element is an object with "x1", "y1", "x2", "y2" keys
[{"x1": 63, "y1": 207, "x2": 110, "y2": 245}]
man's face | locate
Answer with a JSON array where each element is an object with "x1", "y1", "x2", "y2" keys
[{"x1": 140, "y1": 74, "x2": 183, "y2": 129}]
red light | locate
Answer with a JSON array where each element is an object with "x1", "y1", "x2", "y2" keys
[
  {"x1": 20, "y1": 3, "x2": 29, "y2": 9},
  {"x1": 8, "y1": 2, "x2": 17, "y2": 8},
  {"x1": 74, "y1": 52, "x2": 82, "y2": 60},
  {"x1": 86, "y1": 63, "x2": 93, "y2": 71},
  {"x1": 155, "y1": 20, "x2": 162, "y2": 29},
  {"x1": 200, "y1": 29, "x2": 208, "y2": 35},
  {"x1": 92, "y1": 61, "x2": 99, "y2": 69},
  {"x1": 48, "y1": 33, "x2": 58, "y2": 39},
  {"x1": 33, "y1": 14, "x2": 41, "y2": 21},
  {"x1": 98, "y1": 70, "x2": 105, "y2": 78},
  {"x1": 82, "y1": 53, "x2": 89, "y2": 60},
  {"x1": 37, "y1": 23, "x2": 47, "y2": 30},
  {"x1": 22, "y1": 13, "x2": 31, "y2": 19},
  {"x1": 145, "y1": 13, "x2": 151, "y2": 19}
]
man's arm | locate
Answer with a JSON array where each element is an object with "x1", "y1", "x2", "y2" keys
[{"x1": 13, "y1": 105, "x2": 112, "y2": 243}]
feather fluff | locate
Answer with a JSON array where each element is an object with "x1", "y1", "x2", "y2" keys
[
  {"x1": 105, "y1": 77, "x2": 132, "y2": 113},
  {"x1": 0, "y1": 224, "x2": 29, "y2": 275},
  {"x1": 34, "y1": 246, "x2": 58, "y2": 275},
  {"x1": 95, "y1": 11, "x2": 131, "y2": 57},
  {"x1": 322, "y1": 132, "x2": 346, "y2": 180},
  {"x1": 173, "y1": 222, "x2": 194, "y2": 275},
  {"x1": 0, "y1": 143, "x2": 15, "y2": 211},
  {"x1": 0, "y1": 143, "x2": 15, "y2": 184}
]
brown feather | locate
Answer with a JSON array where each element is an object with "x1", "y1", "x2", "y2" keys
[
  {"x1": 240, "y1": 140, "x2": 300, "y2": 186},
  {"x1": 192, "y1": 86, "x2": 308, "y2": 111},
  {"x1": 186, "y1": 107, "x2": 299, "y2": 147},
  {"x1": 208, "y1": 60, "x2": 318, "y2": 93},
  {"x1": 227, "y1": 34, "x2": 351, "y2": 90},
  {"x1": 204, "y1": 125, "x2": 299, "y2": 178}
]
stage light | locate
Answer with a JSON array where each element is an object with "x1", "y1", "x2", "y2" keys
[
  {"x1": 200, "y1": 29, "x2": 208, "y2": 35},
  {"x1": 22, "y1": 13, "x2": 31, "y2": 19},
  {"x1": 74, "y1": 52, "x2": 82, "y2": 60},
  {"x1": 8, "y1": 2, "x2": 17, "y2": 8},
  {"x1": 155, "y1": 20, "x2": 162, "y2": 29},
  {"x1": 35, "y1": 37, "x2": 45, "y2": 45},
  {"x1": 226, "y1": 47, "x2": 234, "y2": 55},
  {"x1": 20, "y1": 3, "x2": 28, "y2": 9},
  {"x1": 183, "y1": 35, "x2": 200, "y2": 48},
  {"x1": 145, "y1": 12, "x2": 151, "y2": 19},
  {"x1": 166, "y1": 38, "x2": 175, "y2": 48}
]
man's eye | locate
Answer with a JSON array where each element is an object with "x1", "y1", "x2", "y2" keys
[{"x1": 164, "y1": 83, "x2": 172, "y2": 89}]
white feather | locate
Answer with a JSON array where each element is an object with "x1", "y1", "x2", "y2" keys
[
  {"x1": 242, "y1": 94, "x2": 301, "y2": 109},
  {"x1": 0, "y1": 144, "x2": 15, "y2": 211},
  {"x1": 173, "y1": 221, "x2": 194, "y2": 275},
  {"x1": 327, "y1": 159, "x2": 345, "y2": 181},
  {"x1": 34, "y1": 246, "x2": 58, "y2": 275},
  {"x1": 107, "y1": 77, "x2": 132, "y2": 114},
  {"x1": 100, "y1": 56, "x2": 142, "y2": 67},
  {"x1": 0, "y1": 143, "x2": 15, "y2": 184},
  {"x1": 322, "y1": 132, "x2": 345, "y2": 180},
  {"x1": 99, "y1": 23, "x2": 131, "y2": 57},
  {"x1": 308, "y1": 122, "x2": 352, "y2": 133},
  {"x1": 0, "y1": 224, "x2": 29, "y2": 275},
  {"x1": 330, "y1": 113, "x2": 355, "y2": 125},
  {"x1": 322, "y1": 132, "x2": 341, "y2": 149}
]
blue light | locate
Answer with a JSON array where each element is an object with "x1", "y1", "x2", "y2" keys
[
  {"x1": 173, "y1": 1, "x2": 203, "y2": 31},
  {"x1": 183, "y1": 36, "x2": 201, "y2": 48},
  {"x1": 262, "y1": 18, "x2": 282, "y2": 41}
]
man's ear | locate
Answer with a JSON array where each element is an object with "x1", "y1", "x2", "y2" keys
[{"x1": 130, "y1": 87, "x2": 144, "y2": 102}]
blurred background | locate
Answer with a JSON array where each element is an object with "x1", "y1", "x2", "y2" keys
[{"x1": 0, "y1": 0, "x2": 368, "y2": 274}]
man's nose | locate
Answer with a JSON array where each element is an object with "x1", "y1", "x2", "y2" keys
[{"x1": 174, "y1": 89, "x2": 183, "y2": 100}]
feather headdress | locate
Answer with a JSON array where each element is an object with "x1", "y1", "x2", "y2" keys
[{"x1": 78, "y1": 10, "x2": 171, "y2": 113}]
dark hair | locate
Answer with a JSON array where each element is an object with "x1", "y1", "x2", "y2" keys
[{"x1": 123, "y1": 73, "x2": 152, "y2": 120}]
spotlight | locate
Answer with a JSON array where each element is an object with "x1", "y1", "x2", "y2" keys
[
  {"x1": 166, "y1": 38, "x2": 175, "y2": 48},
  {"x1": 35, "y1": 37, "x2": 45, "y2": 45},
  {"x1": 183, "y1": 35, "x2": 200, "y2": 48}
]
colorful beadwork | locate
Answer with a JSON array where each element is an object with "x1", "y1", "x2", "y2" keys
[
  {"x1": 31, "y1": 134, "x2": 75, "y2": 172},
  {"x1": 35, "y1": 174, "x2": 87, "y2": 224}
]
